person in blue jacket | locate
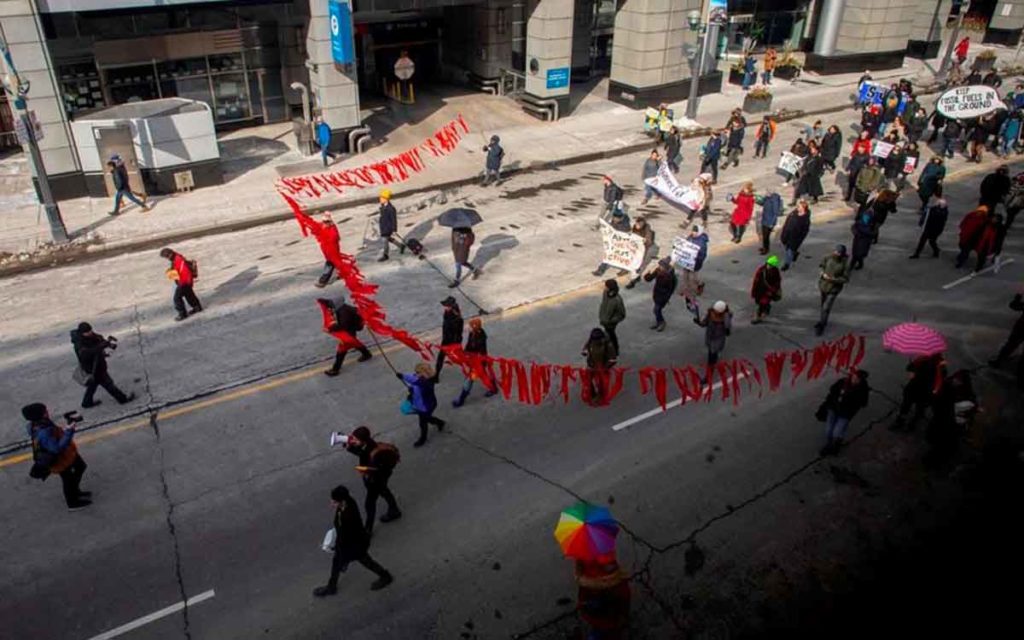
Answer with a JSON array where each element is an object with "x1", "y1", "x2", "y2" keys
[
  {"x1": 700, "y1": 132, "x2": 723, "y2": 184},
  {"x1": 399, "y1": 363, "x2": 446, "y2": 447},
  {"x1": 482, "y1": 135, "x2": 504, "y2": 185},
  {"x1": 316, "y1": 116, "x2": 335, "y2": 167},
  {"x1": 758, "y1": 192, "x2": 783, "y2": 255}
]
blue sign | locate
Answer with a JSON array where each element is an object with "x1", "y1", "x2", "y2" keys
[
  {"x1": 329, "y1": 0, "x2": 354, "y2": 66},
  {"x1": 857, "y1": 81, "x2": 885, "y2": 106},
  {"x1": 546, "y1": 67, "x2": 570, "y2": 90}
]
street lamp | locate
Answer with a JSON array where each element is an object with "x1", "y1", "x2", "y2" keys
[{"x1": 684, "y1": 9, "x2": 714, "y2": 120}]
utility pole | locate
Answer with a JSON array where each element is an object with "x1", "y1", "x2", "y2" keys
[
  {"x1": 0, "y1": 37, "x2": 68, "y2": 243},
  {"x1": 938, "y1": 1, "x2": 970, "y2": 79},
  {"x1": 685, "y1": 9, "x2": 717, "y2": 121}
]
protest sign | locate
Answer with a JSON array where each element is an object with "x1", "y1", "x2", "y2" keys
[
  {"x1": 600, "y1": 220, "x2": 645, "y2": 271},
  {"x1": 672, "y1": 236, "x2": 701, "y2": 271},
  {"x1": 777, "y1": 151, "x2": 803, "y2": 176},
  {"x1": 644, "y1": 163, "x2": 704, "y2": 212},
  {"x1": 857, "y1": 81, "x2": 885, "y2": 106},
  {"x1": 872, "y1": 140, "x2": 894, "y2": 159},
  {"x1": 936, "y1": 85, "x2": 1006, "y2": 119},
  {"x1": 903, "y1": 156, "x2": 918, "y2": 174}
]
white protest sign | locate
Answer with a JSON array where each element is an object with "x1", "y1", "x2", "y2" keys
[
  {"x1": 777, "y1": 151, "x2": 803, "y2": 175},
  {"x1": 600, "y1": 221, "x2": 645, "y2": 271},
  {"x1": 671, "y1": 236, "x2": 701, "y2": 271},
  {"x1": 872, "y1": 140, "x2": 895, "y2": 159},
  {"x1": 644, "y1": 163, "x2": 704, "y2": 212},
  {"x1": 936, "y1": 85, "x2": 1006, "y2": 119},
  {"x1": 903, "y1": 156, "x2": 918, "y2": 174}
]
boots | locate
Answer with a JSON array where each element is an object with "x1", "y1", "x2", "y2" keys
[
  {"x1": 452, "y1": 388, "x2": 470, "y2": 408},
  {"x1": 357, "y1": 348, "x2": 373, "y2": 362},
  {"x1": 370, "y1": 572, "x2": 393, "y2": 591}
]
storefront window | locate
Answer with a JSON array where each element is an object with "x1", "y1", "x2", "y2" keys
[
  {"x1": 161, "y1": 77, "x2": 214, "y2": 112},
  {"x1": 213, "y1": 74, "x2": 251, "y2": 123},
  {"x1": 58, "y1": 62, "x2": 103, "y2": 116},
  {"x1": 105, "y1": 64, "x2": 158, "y2": 104}
]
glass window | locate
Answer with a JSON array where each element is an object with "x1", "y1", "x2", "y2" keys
[
  {"x1": 77, "y1": 11, "x2": 134, "y2": 38},
  {"x1": 189, "y1": 7, "x2": 238, "y2": 30},
  {"x1": 157, "y1": 57, "x2": 208, "y2": 81},
  {"x1": 209, "y1": 53, "x2": 244, "y2": 74},
  {"x1": 105, "y1": 64, "x2": 159, "y2": 104},
  {"x1": 212, "y1": 73, "x2": 252, "y2": 123},
  {"x1": 160, "y1": 77, "x2": 214, "y2": 112},
  {"x1": 133, "y1": 10, "x2": 171, "y2": 33}
]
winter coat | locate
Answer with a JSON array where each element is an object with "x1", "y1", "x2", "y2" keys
[
  {"x1": 451, "y1": 228, "x2": 475, "y2": 264},
  {"x1": 959, "y1": 210, "x2": 996, "y2": 253},
  {"x1": 883, "y1": 150, "x2": 905, "y2": 180},
  {"x1": 930, "y1": 110, "x2": 947, "y2": 129},
  {"x1": 583, "y1": 336, "x2": 617, "y2": 369},
  {"x1": 603, "y1": 181, "x2": 624, "y2": 205},
  {"x1": 378, "y1": 201, "x2": 398, "y2": 236},
  {"x1": 641, "y1": 158, "x2": 659, "y2": 181},
  {"x1": 316, "y1": 122, "x2": 332, "y2": 149},
  {"x1": 690, "y1": 232, "x2": 709, "y2": 271},
  {"x1": 726, "y1": 126, "x2": 745, "y2": 150},
  {"x1": 847, "y1": 153, "x2": 870, "y2": 184},
  {"x1": 730, "y1": 192, "x2": 755, "y2": 227},
  {"x1": 111, "y1": 163, "x2": 130, "y2": 191},
  {"x1": 855, "y1": 165, "x2": 884, "y2": 193},
  {"x1": 943, "y1": 120, "x2": 962, "y2": 140},
  {"x1": 917, "y1": 162, "x2": 946, "y2": 200},
  {"x1": 644, "y1": 268, "x2": 677, "y2": 305},
  {"x1": 818, "y1": 254, "x2": 850, "y2": 295},
  {"x1": 402, "y1": 373, "x2": 439, "y2": 413},
  {"x1": 851, "y1": 211, "x2": 876, "y2": 260},
  {"x1": 824, "y1": 377, "x2": 870, "y2": 419},
  {"x1": 665, "y1": 134, "x2": 681, "y2": 161},
  {"x1": 72, "y1": 331, "x2": 111, "y2": 376},
  {"x1": 850, "y1": 138, "x2": 872, "y2": 157},
  {"x1": 795, "y1": 155, "x2": 825, "y2": 198},
  {"x1": 750, "y1": 265, "x2": 782, "y2": 305},
  {"x1": 820, "y1": 131, "x2": 842, "y2": 162},
  {"x1": 318, "y1": 222, "x2": 341, "y2": 258},
  {"x1": 698, "y1": 308, "x2": 732, "y2": 355},
  {"x1": 464, "y1": 328, "x2": 488, "y2": 355},
  {"x1": 919, "y1": 198, "x2": 949, "y2": 238},
  {"x1": 27, "y1": 419, "x2": 78, "y2": 474},
  {"x1": 980, "y1": 172, "x2": 1011, "y2": 206},
  {"x1": 599, "y1": 290, "x2": 626, "y2": 326},
  {"x1": 908, "y1": 112, "x2": 929, "y2": 138},
  {"x1": 790, "y1": 140, "x2": 809, "y2": 157},
  {"x1": 632, "y1": 221, "x2": 655, "y2": 248},
  {"x1": 870, "y1": 197, "x2": 898, "y2": 227},
  {"x1": 1000, "y1": 116, "x2": 1021, "y2": 142},
  {"x1": 780, "y1": 210, "x2": 811, "y2": 250},
  {"x1": 331, "y1": 492, "x2": 370, "y2": 557},
  {"x1": 485, "y1": 141, "x2": 504, "y2": 170},
  {"x1": 331, "y1": 303, "x2": 364, "y2": 335},
  {"x1": 759, "y1": 193, "x2": 783, "y2": 229},
  {"x1": 704, "y1": 137, "x2": 722, "y2": 162},
  {"x1": 441, "y1": 308, "x2": 464, "y2": 346},
  {"x1": 606, "y1": 212, "x2": 631, "y2": 232},
  {"x1": 755, "y1": 120, "x2": 776, "y2": 142}
]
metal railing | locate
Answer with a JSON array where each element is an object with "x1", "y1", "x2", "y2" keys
[{"x1": 499, "y1": 68, "x2": 526, "y2": 97}]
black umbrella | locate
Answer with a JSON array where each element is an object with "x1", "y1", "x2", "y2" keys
[{"x1": 438, "y1": 207, "x2": 483, "y2": 228}]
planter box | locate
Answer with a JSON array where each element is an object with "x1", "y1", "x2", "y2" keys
[
  {"x1": 743, "y1": 94, "x2": 773, "y2": 114},
  {"x1": 728, "y1": 68, "x2": 744, "y2": 85},
  {"x1": 972, "y1": 57, "x2": 996, "y2": 72},
  {"x1": 774, "y1": 65, "x2": 801, "y2": 80}
]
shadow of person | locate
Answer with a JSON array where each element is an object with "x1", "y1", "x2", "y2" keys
[
  {"x1": 211, "y1": 266, "x2": 261, "y2": 300},
  {"x1": 472, "y1": 233, "x2": 519, "y2": 271}
]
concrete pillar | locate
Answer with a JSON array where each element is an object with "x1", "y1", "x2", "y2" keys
[
  {"x1": 813, "y1": 0, "x2": 846, "y2": 56},
  {"x1": 467, "y1": 0, "x2": 515, "y2": 79},
  {"x1": 607, "y1": 0, "x2": 705, "y2": 110},
  {"x1": 1, "y1": 0, "x2": 83, "y2": 199},
  {"x1": 524, "y1": 0, "x2": 574, "y2": 111},
  {"x1": 805, "y1": 0, "x2": 915, "y2": 75},
  {"x1": 908, "y1": 0, "x2": 952, "y2": 59},
  {"x1": 986, "y1": 1, "x2": 1024, "y2": 46},
  {"x1": 306, "y1": 0, "x2": 360, "y2": 151}
]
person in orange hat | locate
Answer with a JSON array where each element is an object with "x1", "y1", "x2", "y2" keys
[{"x1": 377, "y1": 190, "x2": 405, "y2": 262}]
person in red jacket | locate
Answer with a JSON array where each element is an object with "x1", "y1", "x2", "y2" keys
[
  {"x1": 850, "y1": 130, "x2": 873, "y2": 157},
  {"x1": 954, "y1": 205, "x2": 995, "y2": 271},
  {"x1": 314, "y1": 214, "x2": 342, "y2": 288},
  {"x1": 159, "y1": 248, "x2": 203, "y2": 321},
  {"x1": 729, "y1": 182, "x2": 756, "y2": 243},
  {"x1": 955, "y1": 36, "x2": 970, "y2": 65}
]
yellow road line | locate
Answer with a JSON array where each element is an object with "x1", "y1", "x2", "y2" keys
[{"x1": 0, "y1": 159, "x2": 1003, "y2": 469}]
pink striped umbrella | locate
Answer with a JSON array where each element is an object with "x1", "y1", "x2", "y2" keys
[{"x1": 882, "y1": 323, "x2": 947, "y2": 356}]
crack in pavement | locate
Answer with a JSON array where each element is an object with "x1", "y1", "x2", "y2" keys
[{"x1": 131, "y1": 304, "x2": 194, "y2": 640}]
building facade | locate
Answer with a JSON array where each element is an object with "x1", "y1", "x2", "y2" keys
[{"x1": 1, "y1": 0, "x2": 1023, "y2": 201}]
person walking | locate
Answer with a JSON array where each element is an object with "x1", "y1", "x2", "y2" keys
[
  {"x1": 741, "y1": 52, "x2": 756, "y2": 91},
  {"x1": 850, "y1": 207, "x2": 877, "y2": 270},
  {"x1": 853, "y1": 157, "x2": 884, "y2": 206},
  {"x1": 792, "y1": 147, "x2": 825, "y2": 204},
  {"x1": 845, "y1": 146, "x2": 871, "y2": 202},
  {"x1": 729, "y1": 182, "x2": 755, "y2": 243},
  {"x1": 159, "y1": 248, "x2": 203, "y2": 321},
  {"x1": 436, "y1": 295, "x2": 463, "y2": 377},
  {"x1": 482, "y1": 135, "x2": 504, "y2": 185},
  {"x1": 916, "y1": 156, "x2": 946, "y2": 213},
  {"x1": 926, "y1": 108, "x2": 947, "y2": 144},
  {"x1": 968, "y1": 117, "x2": 990, "y2": 162},
  {"x1": 954, "y1": 204, "x2": 995, "y2": 270},
  {"x1": 753, "y1": 116, "x2": 776, "y2": 158},
  {"x1": 782, "y1": 137, "x2": 809, "y2": 186},
  {"x1": 581, "y1": 328, "x2": 617, "y2": 403},
  {"x1": 598, "y1": 279, "x2": 626, "y2": 355},
  {"x1": 640, "y1": 149, "x2": 661, "y2": 204},
  {"x1": 592, "y1": 208, "x2": 632, "y2": 276},
  {"x1": 750, "y1": 256, "x2": 782, "y2": 324},
  {"x1": 1005, "y1": 172, "x2": 1024, "y2": 230},
  {"x1": 979, "y1": 165, "x2": 1011, "y2": 212},
  {"x1": 602, "y1": 175, "x2": 625, "y2": 218},
  {"x1": 941, "y1": 118, "x2": 962, "y2": 158},
  {"x1": 720, "y1": 122, "x2": 745, "y2": 171},
  {"x1": 23, "y1": 403, "x2": 91, "y2": 510},
  {"x1": 643, "y1": 257, "x2": 677, "y2": 332},
  {"x1": 757, "y1": 191, "x2": 783, "y2": 255},
  {"x1": 762, "y1": 47, "x2": 777, "y2": 84},
  {"x1": 695, "y1": 300, "x2": 732, "y2": 371},
  {"x1": 664, "y1": 126, "x2": 682, "y2": 173},
  {"x1": 323, "y1": 296, "x2": 373, "y2": 377},
  {"x1": 815, "y1": 244, "x2": 850, "y2": 336},
  {"x1": 907, "y1": 107, "x2": 929, "y2": 144},
  {"x1": 399, "y1": 363, "x2": 445, "y2": 448},
  {"x1": 625, "y1": 216, "x2": 656, "y2": 289},
  {"x1": 998, "y1": 111, "x2": 1022, "y2": 157},
  {"x1": 449, "y1": 226, "x2": 479, "y2": 286},
  {"x1": 882, "y1": 142, "x2": 906, "y2": 187},
  {"x1": 988, "y1": 292, "x2": 1024, "y2": 389},
  {"x1": 312, "y1": 484, "x2": 393, "y2": 596},
  {"x1": 954, "y1": 36, "x2": 970, "y2": 65},
  {"x1": 804, "y1": 120, "x2": 825, "y2": 146},
  {"x1": 678, "y1": 224, "x2": 709, "y2": 320},
  {"x1": 452, "y1": 317, "x2": 496, "y2": 407},
  {"x1": 700, "y1": 133, "x2": 722, "y2": 185},
  {"x1": 71, "y1": 322, "x2": 135, "y2": 409},
  {"x1": 376, "y1": 190, "x2": 405, "y2": 261},
  {"x1": 314, "y1": 213, "x2": 341, "y2": 288},
  {"x1": 316, "y1": 116, "x2": 336, "y2": 167},
  {"x1": 817, "y1": 369, "x2": 870, "y2": 455},
  {"x1": 107, "y1": 160, "x2": 149, "y2": 216},
  {"x1": 910, "y1": 186, "x2": 949, "y2": 259},
  {"x1": 891, "y1": 353, "x2": 946, "y2": 431},
  {"x1": 344, "y1": 427, "x2": 402, "y2": 535},
  {"x1": 865, "y1": 189, "x2": 898, "y2": 243},
  {"x1": 686, "y1": 174, "x2": 714, "y2": 224},
  {"x1": 779, "y1": 199, "x2": 811, "y2": 271},
  {"x1": 820, "y1": 125, "x2": 842, "y2": 172}
]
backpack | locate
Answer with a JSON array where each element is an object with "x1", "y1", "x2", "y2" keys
[
  {"x1": 188, "y1": 259, "x2": 199, "y2": 280},
  {"x1": 370, "y1": 442, "x2": 400, "y2": 471},
  {"x1": 28, "y1": 427, "x2": 55, "y2": 481}
]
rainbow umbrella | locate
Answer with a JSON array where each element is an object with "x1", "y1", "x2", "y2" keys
[{"x1": 554, "y1": 502, "x2": 619, "y2": 560}]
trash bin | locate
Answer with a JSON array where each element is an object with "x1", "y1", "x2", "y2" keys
[{"x1": 293, "y1": 117, "x2": 314, "y2": 155}]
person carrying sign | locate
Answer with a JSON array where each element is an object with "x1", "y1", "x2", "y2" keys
[
  {"x1": 677, "y1": 224, "x2": 708, "y2": 320},
  {"x1": 592, "y1": 208, "x2": 632, "y2": 277},
  {"x1": 625, "y1": 216, "x2": 656, "y2": 289},
  {"x1": 792, "y1": 146, "x2": 825, "y2": 205}
]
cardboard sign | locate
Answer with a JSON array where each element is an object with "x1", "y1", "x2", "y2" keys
[
  {"x1": 777, "y1": 151, "x2": 803, "y2": 175},
  {"x1": 903, "y1": 156, "x2": 918, "y2": 174},
  {"x1": 644, "y1": 163, "x2": 704, "y2": 212},
  {"x1": 671, "y1": 236, "x2": 701, "y2": 271},
  {"x1": 857, "y1": 81, "x2": 885, "y2": 105},
  {"x1": 872, "y1": 140, "x2": 895, "y2": 159},
  {"x1": 600, "y1": 221, "x2": 646, "y2": 271},
  {"x1": 936, "y1": 85, "x2": 1007, "y2": 119},
  {"x1": 644, "y1": 107, "x2": 659, "y2": 119}
]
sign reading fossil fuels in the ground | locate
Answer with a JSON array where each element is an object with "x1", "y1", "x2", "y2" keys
[{"x1": 936, "y1": 85, "x2": 1006, "y2": 119}]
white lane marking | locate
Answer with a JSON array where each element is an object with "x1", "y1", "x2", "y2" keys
[
  {"x1": 86, "y1": 589, "x2": 216, "y2": 640},
  {"x1": 612, "y1": 380, "x2": 725, "y2": 431},
  {"x1": 942, "y1": 258, "x2": 1015, "y2": 290}
]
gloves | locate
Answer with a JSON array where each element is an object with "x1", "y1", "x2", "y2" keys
[{"x1": 395, "y1": 373, "x2": 403, "y2": 380}]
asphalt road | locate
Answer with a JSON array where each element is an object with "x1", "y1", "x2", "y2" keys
[{"x1": 1, "y1": 108, "x2": 1022, "y2": 639}]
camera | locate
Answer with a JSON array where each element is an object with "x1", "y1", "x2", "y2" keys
[
  {"x1": 107, "y1": 336, "x2": 118, "y2": 350},
  {"x1": 329, "y1": 432, "x2": 350, "y2": 447},
  {"x1": 63, "y1": 410, "x2": 84, "y2": 425}
]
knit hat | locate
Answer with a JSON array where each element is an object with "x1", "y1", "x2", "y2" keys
[
  {"x1": 835, "y1": 244, "x2": 848, "y2": 256},
  {"x1": 440, "y1": 296, "x2": 457, "y2": 306},
  {"x1": 605, "y1": 279, "x2": 619, "y2": 292},
  {"x1": 658, "y1": 257, "x2": 672, "y2": 268},
  {"x1": 766, "y1": 255, "x2": 780, "y2": 267},
  {"x1": 77, "y1": 322, "x2": 92, "y2": 333},
  {"x1": 713, "y1": 300, "x2": 727, "y2": 313},
  {"x1": 21, "y1": 402, "x2": 47, "y2": 422},
  {"x1": 589, "y1": 327, "x2": 605, "y2": 341},
  {"x1": 380, "y1": 189, "x2": 392, "y2": 200},
  {"x1": 330, "y1": 485, "x2": 350, "y2": 501},
  {"x1": 351, "y1": 426, "x2": 371, "y2": 442}
]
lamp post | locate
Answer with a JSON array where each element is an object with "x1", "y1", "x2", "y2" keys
[
  {"x1": 685, "y1": 9, "x2": 715, "y2": 121},
  {"x1": 938, "y1": 0, "x2": 970, "y2": 79}
]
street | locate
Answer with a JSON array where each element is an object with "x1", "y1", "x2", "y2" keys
[{"x1": 2, "y1": 103, "x2": 1022, "y2": 639}]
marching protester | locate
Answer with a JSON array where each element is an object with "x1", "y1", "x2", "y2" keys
[
  {"x1": 954, "y1": 36, "x2": 970, "y2": 65},
  {"x1": 450, "y1": 226, "x2": 480, "y2": 286},
  {"x1": 750, "y1": 255, "x2": 783, "y2": 324},
  {"x1": 891, "y1": 353, "x2": 946, "y2": 432},
  {"x1": 762, "y1": 47, "x2": 777, "y2": 84},
  {"x1": 107, "y1": 158, "x2": 150, "y2": 216},
  {"x1": 665, "y1": 126, "x2": 682, "y2": 173},
  {"x1": 820, "y1": 125, "x2": 842, "y2": 172},
  {"x1": 598, "y1": 279, "x2": 626, "y2": 355},
  {"x1": 850, "y1": 207, "x2": 877, "y2": 271},
  {"x1": 376, "y1": 190, "x2": 405, "y2": 261},
  {"x1": 926, "y1": 107, "x2": 947, "y2": 144},
  {"x1": 792, "y1": 145, "x2": 825, "y2": 205},
  {"x1": 343, "y1": 426, "x2": 402, "y2": 534},
  {"x1": 71, "y1": 322, "x2": 135, "y2": 409},
  {"x1": 845, "y1": 145, "x2": 872, "y2": 203},
  {"x1": 700, "y1": 132, "x2": 722, "y2": 185},
  {"x1": 917, "y1": 156, "x2": 946, "y2": 213},
  {"x1": 453, "y1": 317, "x2": 496, "y2": 407},
  {"x1": 323, "y1": 296, "x2": 373, "y2": 377},
  {"x1": 23, "y1": 403, "x2": 91, "y2": 511},
  {"x1": 1005, "y1": 172, "x2": 1024, "y2": 229},
  {"x1": 853, "y1": 156, "x2": 884, "y2": 206},
  {"x1": 997, "y1": 110, "x2": 1021, "y2": 157},
  {"x1": 602, "y1": 175, "x2": 625, "y2": 218},
  {"x1": 989, "y1": 291, "x2": 1024, "y2": 389},
  {"x1": 159, "y1": 248, "x2": 203, "y2": 321},
  {"x1": 865, "y1": 189, "x2": 899, "y2": 243},
  {"x1": 753, "y1": 115, "x2": 776, "y2": 159},
  {"x1": 907, "y1": 107, "x2": 929, "y2": 144},
  {"x1": 678, "y1": 224, "x2": 709, "y2": 320},
  {"x1": 625, "y1": 216, "x2": 656, "y2": 289},
  {"x1": 779, "y1": 199, "x2": 812, "y2": 271},
  {"x1": 882, "y1": 142, "x2": 906, "y2": 187},
  {"x1": 316, "y1": 116, "x2": 336, "y2": 167},
  {"x1": 436, "y1": 296, "x2": 464, "y2": 377},
  {"x1": 910, "y1": 185, "x2": 949, "y2": 259},
  {"x1": 897, "y1": 142, "x2": 920, "y2": 191},
  {"x1": 979, "y1": 165, "x2": 1011, "y2": 212},
  {"x1": 781, "y1": 137, "x2": 808, "y2": 186},
  {"x1": 954, "y1": 204, "x2": 997, "y2": 272},
  {"x1": 592, "y1": 207, "x2": 632, "y2": 276},
  {"x1": 815, "y1": 244, "x2": 850, "y2": 336},
  {"x1": 720, "y1": 121, "x2": 745, "y2": 171},
  {"x1": 640, "y1": 149, "x2": 661, "y2": 204},
  {"x1": 581, "y1": 327, "x2": 618, "y2": 403},
  {"x1": 757, "y1": 191, "x2": 783, "y2": 255},
  {"x1": 983, "y1": 68, "x2": 1003, "y2": 88},
  {"x1": 695, "y1": 300, "x2": 732, "y2": 371},
  {"x1": 816, "y1": 369, "x2": 870, "y2": 456},
  {"x1": 729, "y1": 182, "x2": 756, "y2": 243},
  {"x1": 643, "y1": 257, "x2": 677, "y2": 332},
  {"x1": 968, "y1": 114, "x2": 992, "y2": 162},
  {"x1": 941, "y1": 117, "x2": 962, "y2": 158},
  {"x1": 313, "y1": 484, "x2": 393, "y2": 596},
  {"x1": 314, "y1": 213, "x2": 341, "y2": 288},
  {"x1": 686, "y1": 174, "x2": 714, "y2": 224},
  {"x1": 482, "y1": 135, "x2": 504, "y2": 186},
  {"x1": 398, "y1": 363, "x2": 445, "y2": 448}
]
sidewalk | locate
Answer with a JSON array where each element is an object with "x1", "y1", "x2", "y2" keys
[{"x1": 0, "y1": 48, "x2": 982, "y2": 273}]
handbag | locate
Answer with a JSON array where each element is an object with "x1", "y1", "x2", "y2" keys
[
  {"x1": 321, "y1": 528, "x2": 336, "y2": 553},
  {"x1": 72, "y1": 366, "x2": 93, "y2": 387},
  {"x1": 28, "y1": 437, "x2": 54, "y2": 481},
  {"x1": 400, "y1": 398, "x2": 416, "y2": 415}
]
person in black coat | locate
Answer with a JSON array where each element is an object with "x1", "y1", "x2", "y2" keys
[
  {"x1": 71, "y1": 322, "x2": 135, "y2": 409},
  {"x1": 792, "y1": 149, "x2": 825, "y2": 204},
  {"x1": 845, "y1": 148, "x2": 871, "y2": 202},
  {"x1": 979, "y1": 165, "x2": 1012, "y2": 212},
  {"x1": 643, "y1": 257, "x2": 677, "y2": 332},
  {"x1": 453, "y1": 317, "x2": 496, "y2": 406},
  {"x1": 865, "y1": 189, "x2": 898, "y2": 243},
  {"x1": 779, "y1": 200, "x2": 812, "y2": 270},
  {"x1": 313, "y1": 484, "x2": 393, "y2": 596},
  {"x1": 436, "y1": 295, "x2": 464, "y2": 377},
  {"x1": 818, "y1": 369, "x2": 870, "y2": 455},
  {"x1": 720, "y1": 122, "x2": 745, "y2": 170},
  {"x1": 377, "y1": 191, "x2": 405, "y2": 261},
  {"x1": 850, "y1": 208, "x2": 877, "y2": 270},
  {"x1": 927, "y1": 109, "x2": 947, "y2": 144},
  {"x1": 910, "y1": 187, "x2": 949, "y2": 258},
  {"x1": 344, "y1": 427, "x2": 402, "y2": 535},
  {"x1": 324, "y1": 296, "x2": 373, "y2": 376},
  {"x1": 819, "y1": 125, "x2": 842, "y2": 171},
  {"x1": 602, "y1": 175, "x2": 624, "y2": 216}
]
